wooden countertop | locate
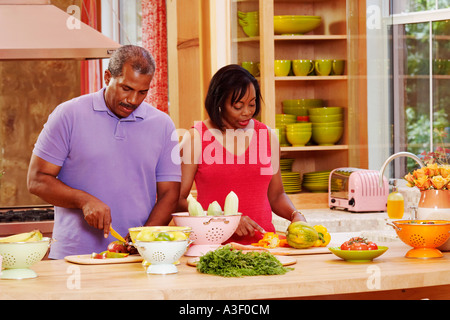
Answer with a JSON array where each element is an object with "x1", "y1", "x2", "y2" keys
[{"x1": 2, "y1": 243, "x2": 450, "y2": 300}]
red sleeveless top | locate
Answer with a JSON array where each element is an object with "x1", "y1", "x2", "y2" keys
[{"x1": 194, "y1": 120, "x2": 275, "y2": 244}]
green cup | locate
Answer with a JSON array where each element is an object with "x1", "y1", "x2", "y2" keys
[
  {"x1": 314, "y1": 59, "x2": 332, "y2": 76},
  {"x1": 274, "y1": 60, "x2": 291, "y2": 77},
  {"x1": 242, "y1": 61, "x2": 260, "y2": 77},
  {"x1": 292, "y1": 59, "x2": 314, "y2": 76},
  {"x1": 331, "y1": 59, "x2": 345, "y2": 75}
]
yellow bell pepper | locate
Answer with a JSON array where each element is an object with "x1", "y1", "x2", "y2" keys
[
  {"x1": 251, "y1": 232, "x2": 280, "y2": 249},
  {"x1": 313, "y1": 225, "x2": 331, "y2": 247}
]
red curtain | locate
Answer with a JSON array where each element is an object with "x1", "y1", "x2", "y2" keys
[
  {"x1": 80, "y1": 0, "x2": 102, "y2": 95},
  {"x1": 142, "y1": 0, "x2": 169, "y2": 114}
]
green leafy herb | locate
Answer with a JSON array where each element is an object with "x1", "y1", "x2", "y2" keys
[{"x1": 196, "y1": 245, "x2": 293, "y2": 277}]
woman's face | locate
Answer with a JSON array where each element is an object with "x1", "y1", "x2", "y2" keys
[{"x1": 221, "y1": 84, "x2": 256, "y2": 130}]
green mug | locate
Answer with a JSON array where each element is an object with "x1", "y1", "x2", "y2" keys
[
  {"x1": 241, "y1": 61, "x2": 260, "y2": 77},
  {"x1": 292, "y1": 60, "x2": 314, "y2": 76},
  {"x1": 274, "y1": 60, "x2": 291, "y2": 77},
  {"x1": 331, "y1": 59, "x2": 345, "y2": 75},
  {"x1": 314, "y1": 59, "x2": 332, "y2": 76}
]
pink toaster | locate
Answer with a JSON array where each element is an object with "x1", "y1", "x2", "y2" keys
[{"x1": 328, "y1": 168, "x2": 389, "y2": 212}]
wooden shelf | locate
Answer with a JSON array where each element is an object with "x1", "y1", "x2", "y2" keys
[
  {"x1": 275, "y1": 75, "x2": 348, "y2": 81},
  {"x1": 281, "y1": 145, "x2": 349, "y2": 152},
  {"x1": 274, "y1": 35, "x2": 347, "y2": 41}
]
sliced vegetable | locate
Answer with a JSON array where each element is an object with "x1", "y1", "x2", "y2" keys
[
  {"x1": 188, "y1": 198, "x2": 205, "y2": 216},
  {"x1": 223, "y1": 191, "x2": 239, "y2": 215},
  {"x1": 207, "y1": 201, "x2": 222, "y2": 216}
]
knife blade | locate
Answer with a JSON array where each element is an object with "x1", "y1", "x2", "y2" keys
[{"x1": 109, "y1": 226, "x2": 127, "y2": 243}]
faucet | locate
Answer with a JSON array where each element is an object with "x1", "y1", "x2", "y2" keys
[{"x1": 379, "y1": 151, "x2": 425, "y2": 187}]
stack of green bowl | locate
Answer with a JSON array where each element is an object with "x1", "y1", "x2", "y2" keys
[
  {"x1": 302, "y1": 170, "x2": 331, "y2": 193},
  {"x1": 275, "y1": 114, "x2": 297, "y2": 146},
  {"x1": 308, "y1": 107, "x2": 344, "y2": 146},
  {"x1": 282, "y1": 99, "x2": 323, "y2": 116},
  {"x1": 282, "y1": 171, "x2": 302, "y2": 194},
  {"x1": 285, "y1": 122, "x2": 312, "y2": 147},
  {"x1": 238, "y1": 11, "x2": 259, "y2": 37},
  {"x1": 280, "y1": 158, "x2": 295, "y2": 172}
]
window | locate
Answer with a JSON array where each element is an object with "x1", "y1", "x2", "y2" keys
[{"x1": 367, "y1": 1, "x2": 450, "y2": 177}]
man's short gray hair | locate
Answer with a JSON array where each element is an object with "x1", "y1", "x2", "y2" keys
[{"x1": 108, "y1": 45, "x2": 156, "y2": 77}]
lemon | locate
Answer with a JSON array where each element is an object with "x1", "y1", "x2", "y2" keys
[{"x1": 136, "y1": 230, "x2": 155, "y2": 241}]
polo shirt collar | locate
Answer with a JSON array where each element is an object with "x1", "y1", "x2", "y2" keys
[{"x1": 92, "y1": 88, "x2": 147, "y2": 121}]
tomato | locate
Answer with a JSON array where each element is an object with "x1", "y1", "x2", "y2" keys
[
  {"x1": 350, "y1": 242, "x2": 368, "y2": 250},
  {"x1": 107, "y1": 241, "x2": 128, "y2": 253},
  {"x1": 340, "y1": 241, "x2": 351, "y2": 250},
  {"x1": 340, "y1": 237, "x2": 378, "y2": 251},
  {"x1": 367, "y1": 242, "x2": 378, "y2": 250}
]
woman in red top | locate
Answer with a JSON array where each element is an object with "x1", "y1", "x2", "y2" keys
[{"x1": 177, "y1": 64, "x2": 306, "y2": 244}]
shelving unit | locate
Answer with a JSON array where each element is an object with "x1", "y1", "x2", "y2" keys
[{"x1": 227, "y1": 0, "x2": 367, "y2": 205}]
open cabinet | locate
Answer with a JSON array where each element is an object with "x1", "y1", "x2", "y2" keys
[{"x1": 227, "y1": 0, "x2": 368, "y2": 207}]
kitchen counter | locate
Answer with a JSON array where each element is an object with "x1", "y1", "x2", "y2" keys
[{"x1": 2, "y1": 242, "x2": 450, "y2": 300}]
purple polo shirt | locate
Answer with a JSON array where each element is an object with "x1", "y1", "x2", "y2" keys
[{"x1": 33, "y1": 88, "x2": 181, "y2": 259}]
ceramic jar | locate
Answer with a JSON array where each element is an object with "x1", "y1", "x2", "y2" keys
[{"x1": 417, "y1": 190, "x2": 450, "y2": 251}]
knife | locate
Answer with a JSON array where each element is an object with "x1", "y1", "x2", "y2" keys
[{"x1": 109, "y1": 226, "x2": 127, "y2": 243}]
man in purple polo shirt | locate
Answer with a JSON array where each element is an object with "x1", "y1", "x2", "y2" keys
[{"x1": 27, "y1": 45, "x2": 181, "y2": 259}]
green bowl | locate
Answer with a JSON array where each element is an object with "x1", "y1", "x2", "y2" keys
[
  {"x1": 312, "y1": 121, "x2": 343, "y2": 128},
  {"x1": 274, "y1": 15, "x2": 322, "y2": 35},
  {"x1": 283, "y1": 99, "x2": 323, "y2": 108},
  {"x1": 328, "y1": 246, "x2": 388, "y2": 263},
  {"x1": 286, "y1": 130, "x2": 312, "y2": 147},
  {"x1": 311, "y1": 126, "x2": 343, "y2": 145},
  {"x1": 286, "y1": 122, "x2": 312, "y2": 130},
  {"x1": 309, "y1": 114, "x2": 343, "y2": 123},
  {"x1": 308, "y1": 107, "x2": 343, "y2": 116},
  {"x1": 275, "y1": 127, "x2": 288, "y2": 144},
  {"x1": 276, "y1": 114, "x2": 297, "y2": 125},
  {"x1": 283, "y1": 107, "x2": 309, "y2": 116}
]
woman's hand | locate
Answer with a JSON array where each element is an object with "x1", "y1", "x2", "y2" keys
[{"x1": 234, "y1": 215, "x2": 266, "y2": 237}]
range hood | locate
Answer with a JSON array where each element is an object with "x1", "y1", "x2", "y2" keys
[{"x1": 0, "y1": 0, "x2": 120, "y2": 60}]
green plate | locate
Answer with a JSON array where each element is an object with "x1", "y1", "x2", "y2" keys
[{"x1": 328, "y1": 246, "x2": 388, "y2": 262}]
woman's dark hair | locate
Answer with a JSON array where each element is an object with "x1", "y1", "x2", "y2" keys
[
  {"x1": 205, "y1": 64, "x2": 261, "y2": 130},
  {"x1": 108, "y1": 45, "x2": 156, "y2": 77}
]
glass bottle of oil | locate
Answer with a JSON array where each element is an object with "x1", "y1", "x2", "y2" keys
[{"x1": 387, "y1": 180, "x2": 404, "y2": 219}]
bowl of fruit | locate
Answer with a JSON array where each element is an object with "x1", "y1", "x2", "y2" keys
[
  {"x1": 133, "y1": 228, "x2": 192, "y2": 274},
  {"x1": 0, "y1": 230, "x2": 51, "y2": 279},
  {"x1": 172, "y1": 192, "x2": 242, "y2": 257},
  {"x1": 328, "y1": 237, "x2": 388, "y2": 263}
]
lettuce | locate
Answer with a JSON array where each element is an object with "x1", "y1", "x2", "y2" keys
[{"x1": 196, "y1": 245, "x2": 292, "y2": 277}]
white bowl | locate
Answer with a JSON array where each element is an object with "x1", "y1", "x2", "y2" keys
[{"x1": 134, "y1": 240, "x2": 190, "y2": 274}]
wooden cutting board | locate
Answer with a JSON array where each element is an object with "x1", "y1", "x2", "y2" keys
[
  {"x1": 267, "y1": 246, "x2": 332, "y2": 256},
  {"x1": 64, "y1": 254, "x2": 143, "y2": 265},
  {"x1": 228, "y1": 242, "x2": 332, "y2": 256}
]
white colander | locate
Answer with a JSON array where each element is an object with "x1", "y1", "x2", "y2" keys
[
  {"x1": 0, "y1": 237, "x2": 51, "y2": 279},
  {"x1": 134, "y1": 240, "x2": 190, "y2": 274},
  {"x1": 172, "y1": 212, "x2": 242, "y2": 256}
]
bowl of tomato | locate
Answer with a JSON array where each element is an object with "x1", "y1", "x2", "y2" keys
[{"x1": 329, "y1": 237, "x2": 388, "y2": 262}]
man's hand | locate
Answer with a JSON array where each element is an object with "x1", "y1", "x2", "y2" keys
[{"x1": 81, "y1": 199, "x2": 112, "y2": 238}]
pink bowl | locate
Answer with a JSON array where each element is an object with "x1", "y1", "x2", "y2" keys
[{"x1": 171, "y1": 212, "x2": 241, "y2": 256}]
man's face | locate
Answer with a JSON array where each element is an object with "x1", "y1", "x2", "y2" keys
[{"x1": 103, "y1": 63, "x2": 153, "y2": 118}]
